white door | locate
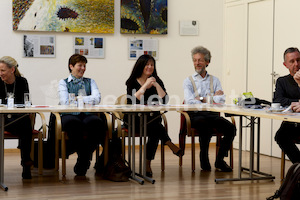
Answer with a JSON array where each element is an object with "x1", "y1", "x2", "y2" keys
[
  {"x1": 223, "y1": 1, "x2": 247, "y2": 149},
  {"x1": 247, "y1": 0, "x2": 274, "y2": 155}
]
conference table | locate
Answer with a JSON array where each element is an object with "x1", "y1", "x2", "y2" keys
[
  {"x1": 50, "y1": 104, "x2": 300, "y2": 184},
  {"x1": 1, "y1": 104, "x2": 300, "y2": 190},
  {"x1": 107, "y1": 104, "x2": 300, "y2": 183}
]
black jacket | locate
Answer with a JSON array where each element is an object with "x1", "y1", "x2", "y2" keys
[{"x1": 273, "y1": 74, "x2": 300, "y2": 107}]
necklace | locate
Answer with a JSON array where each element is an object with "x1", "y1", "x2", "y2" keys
[{"x1": 4, "y1": 81, "x2": 16, "y2": 98}]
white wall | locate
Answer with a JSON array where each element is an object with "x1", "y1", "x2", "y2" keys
[{"x1": 1, "y1": 0, "x2": 224, "y2": 149}]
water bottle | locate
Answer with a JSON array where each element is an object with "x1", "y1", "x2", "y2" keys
[
  {"x1": 77, "y1": 95, "x2": 84, "y2": 108},
  {"x1": 7, "y1": 97, "x2": 14, "y2": 108}
]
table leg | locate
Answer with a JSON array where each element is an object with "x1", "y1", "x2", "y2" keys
[
  {"x1": 215, "y1": 115, "x2": 275, "y2": 183},
  {"x1": 249, "y1": 117, "x2": 255, "y2": 178},
  {"x1": 143, "y1": 114, "x2": 146, "y2": 177},
  {"x1": 139, "y1": 114, "x2": 143, "y2": 175},
  {"x1": 241, "y1": 117, "x2": 273, "y2": 178},
  {"x1": 128, "y1": 114, "x2": 132, "y2": 165},
  {"x1": 238, "y1": 115, "x2": 243, "y2": 179},
  {"x1": 141, "y1": 114, "x2": 155, "y2": 184},
  {"x1": 257, "y1": 117, "x2": 260, "y2": 171},
  {"x1": 125, "y1": 112, "x2": 155, "y2": 184},
  {"x1": 132, "y1": 115, "x2": 136, "y2": 177},
  {"x1": 128, "y1": 113, "x2": 144, "y2": 185},
  {"x1": 0, "y1": 114, "x2": 8, "y2": 191}
]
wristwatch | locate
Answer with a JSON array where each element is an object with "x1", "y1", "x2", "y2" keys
[{"x1": 199, "y1": 97, "x2": 204, "y2": 101}]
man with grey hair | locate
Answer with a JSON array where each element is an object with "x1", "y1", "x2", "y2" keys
[
  {"x1": 183, "y1": 46, "x2": 236, "y2": 172},
  {"x1": 273, "y1": 47, "x2": 300, "y2": 164}
]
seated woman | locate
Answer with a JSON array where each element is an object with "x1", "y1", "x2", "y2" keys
[
  {"x1": 58, "y1": 54, "x2": 106, "y2": 176},
  {"x1": 125, "y1": 54, "x2": 182, "y2": 177},
  {"x1": 0, "y1": 56, "x2": 33, "y2": 179}
]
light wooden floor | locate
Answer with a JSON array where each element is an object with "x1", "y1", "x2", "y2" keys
[{"x1": 0, "y1": 145, "x2": 291, "y2": 200}]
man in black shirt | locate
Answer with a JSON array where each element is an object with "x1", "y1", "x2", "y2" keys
[{"x1": 273, "y1": 47, "x2": 300, "y2": 163}]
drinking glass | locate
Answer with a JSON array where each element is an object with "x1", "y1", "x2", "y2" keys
[
  {"x1": 77, "y1": 96, "x2": 84, "y2": 108},
  {"x1": 68, "y1": 93, "x2": 76, "y2": 107},
  {"x1": 24, "y1": 93, "x2": 31, "y2": 107}
]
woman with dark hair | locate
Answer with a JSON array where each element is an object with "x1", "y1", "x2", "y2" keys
[
  {"x1": 0, "y1": 56, "x2": 33, "y2": 179},
  {"x1": 58, "y1": 54, "x2": 106, "y2": 177},
  {"x1": 125, "y1": 54, "x2": 182, "y2": 177}
]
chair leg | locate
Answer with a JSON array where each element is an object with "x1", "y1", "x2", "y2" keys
[
  {"x1": 192, "y1": 134, "x2": 195, "y2": 172},
  {"x1": 55, "y1": 139, "x2": 59, "y2": 171},
  {"x1": 229, "y1": 144, "x2": 233, "y2": 169},
  {"x1": 30, "y1": 139, "x2": 34, "y2": 171},
  {"x1": 161, "y1": 142, "x2": 165, "y2": 171},
  {"x1": 61, "y1": 132, "x2": 67, "y2": 177},
  {"x1": 104, "y1": 135, "x2": 109, "y2": 166},
  {"x1": 38, "y1": 133, "x2": 43, "y2": 175},
  {"x1": 179, "y1": 155, "x2": 183, "y2": 167},
  {"x1": 30, "y1": 140, "x2": 34, "y2": 162},
  {"x1": 121, "y1": 132, "x2": 125, "y2": 160},
  {"x1": 281, "y1": 150, "x2": 286, "y2": 180},
  {"x1": 55, "y1": 132, "x2": 60, "y2": 172},
  {"x1": 216, "y1": 136, "x2": 220, "y2": 158}
]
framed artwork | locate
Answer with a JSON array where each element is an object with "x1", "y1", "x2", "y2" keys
[
  {"x1": 74, "y1": 36, "x2": 105, "y2": 58},
  {"x1": 23, "y1": 34, "x2": 55, "y2": 58},
  {"x1": 121, "y1": 0, "x2": 167, "y2": 34},
  {"x1": 128, "y1": 38, "x2": 158, "y2": 60},
  {"x1": 13, "y1": 0, "x2": 114, "y2": 33}
]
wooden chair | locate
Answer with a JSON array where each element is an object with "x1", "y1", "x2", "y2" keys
[
  {"x1": 4, "y1": 112, "x2": 47, "y2": 175},
  {"x1": 52, "y1": 112, "x2": 112, "y2": 177},
  {"x1": 178, "y1": 110, "x2": 235, "y2": 172},
  {"x1": 113, "y1": 94, "x2": 166, "y2": 171},
  {"x1": 280, "y1": 138, "x2": 300, "y2": 180}
]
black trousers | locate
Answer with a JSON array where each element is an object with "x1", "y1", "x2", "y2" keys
[
  {"x1": 61, "y1": 113, "x2": 106, "y2": 162},
  {"x1": 190, "y1": 112, "x2": 236, "y2": 160},
  {"x1": 5, "y1": 114, "x2": 33, "y2": 165},
  {"x1": 126, "y1": 114, "x2": 170, "y2": 161},
  {"x1": 146, "y1": 122, "x2": 170, "y2": 160},
  {"x1": 275, "y1": 121, "x2": 300, "y2": 163}
]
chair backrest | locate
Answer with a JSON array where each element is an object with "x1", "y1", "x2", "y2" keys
[
  {"x1": 115, "y1": 94, "x2": 127, "y2": 105},
  {"x1": 115, "y1": 94, "x2": 127, "y2": 119}
]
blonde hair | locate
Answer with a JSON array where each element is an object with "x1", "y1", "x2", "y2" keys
[{"x1": 0, "y1": 56, "x2": 21, "y2": 77}]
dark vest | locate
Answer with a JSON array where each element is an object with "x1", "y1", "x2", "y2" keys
[{"x1": 64, "y1": 77, "x2": 91, "y2": 96}]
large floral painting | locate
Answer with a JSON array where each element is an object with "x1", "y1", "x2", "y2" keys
[
  {"x1": 13, "y1": 0, "x2": 114, "y2": 33},
  {"x1": 121, "y1": 0, "x2": 167, "y2": 34}
]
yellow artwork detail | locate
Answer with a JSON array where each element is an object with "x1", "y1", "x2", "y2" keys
[{"x1": 13, "y1": 0, "x2": 114, "y2": 33}]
